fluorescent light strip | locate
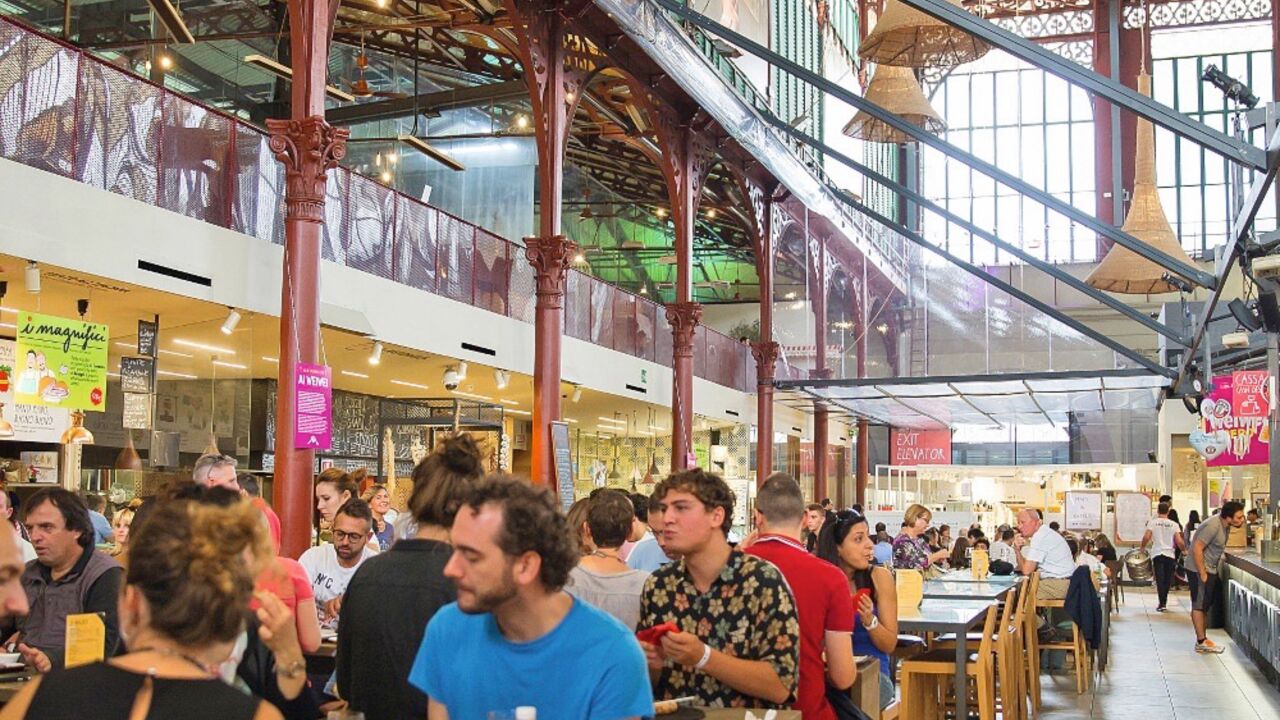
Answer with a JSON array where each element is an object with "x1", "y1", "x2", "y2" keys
[
  {"x1": 505, "y1": 409, "x2": 531, "y2": 416},
  {"x1": 173, "y1": 338, "x2": 235, "y2": 355},
  {"x1": 565, "y1": 418, "x2": 579, "y2": 423},
  {"x1": 0, "y1": 322, "x2": 14, "y2": 330},
  {"x1": 633, "y1": 430, "x2": 654, "y2": 436},
  {"x1": 341, "y1": 370, "x2": 368, "y2": 379},
  {"x1": 157, "y1": 370, "x2": 198, "y2": 379},
  {"x1": 212, "y1": 360, "x2": 247, "y2": 370},
  {"x1": 597, "y1": 416, "x2": 626, "y2": 425},
  {"x1": 500, "y1": 399, "x2": 520, "y2": 406},
  {"x1": 115, "y1": 342, "x2": 136, "y2": 349},
  {"x1": 0, "y1": 305, "x2": 15, "y2": 313},
  {"x1": 391, "y1": 379, "x2": 430, "y2": 390},
  {"x1": 161, "y1": 349, "x2": 193, "y2": 358},
  {"x1": 106, "y1": 371, "x2": 121, "y2": 378},
  {"x1": 262, "y1": 356, "x2": 278, "y2": 363},
  {"x1": 648, "y1": 425, "x2": 666, "y2": 432},
  {"x1": 453, "y1": 391, "x2": 493, "y2": 401},
  {"x1": 243, "y1": 54, "x2": 355, "y2": 102}
]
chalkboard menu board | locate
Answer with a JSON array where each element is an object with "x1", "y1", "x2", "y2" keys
[
  {"x1": 122, "y1": 392, "x2": 152, "y2": 430},
  {"x1": 120, "y1": 357, "x2": 154, "y2": 394},
  {"x1": 137, "y1": 320, "x2": 158, "y2": 357},
  {"x1": 551, "y1": 421, "x2": 573, "y2": 511},
  {"x1": 265, "y1": 385, "x2": 380, "y2": 461}
]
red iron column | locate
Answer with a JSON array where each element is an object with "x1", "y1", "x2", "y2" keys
[
  {"x1": 811, "y1": 228, "x2": 830, "y2": 503},
  {"x1": 504, "y1": 0, "x2": 587, "y2": 487},
  {"x1": 647, "y1": 112, "x2": 713, "y2": 471},
  {"x1": 269, "y1": 0, "x2": 348, "y2": 559}
]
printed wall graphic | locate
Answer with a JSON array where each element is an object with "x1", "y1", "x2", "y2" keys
[
  {"x1": 0, "y1": 339, "x2": 70, "y2": 441},
  {"x1": 14, "y1": 312, "x2": 108, "y2": 411}
]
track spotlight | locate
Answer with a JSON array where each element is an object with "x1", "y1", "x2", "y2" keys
[
  {"x1": 369, "y1": 341, "x2": 383, "y2": 366},
  {"x1": 220, "y1": 308, "x2": 241, "y2": 335},
  {"x1": 25, "y1": 261, "x2": 40, "y2": 294},
  {"x1": 571, "y1": 386, "x2": 582, "y2": 403},
  {"x1": 495, "y1": 369, "x2": 510, "y2": 390},
  {"x1": 457, "y1": 361, "x2": 468, "y2": 380}
]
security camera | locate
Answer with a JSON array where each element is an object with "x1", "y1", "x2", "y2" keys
[{"x1": 443, "y1": 366, "x2": 460, "y2": 391}]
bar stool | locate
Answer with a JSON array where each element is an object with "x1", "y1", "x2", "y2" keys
[
  {"x1": 899, "y1": 600, "x2": 999, "y2": 720},
  {"x1": 931, "y1": 582, "x2": 1024, "y2": 720},
  {"x1": 1035, "y1": 593, "x2": 1090, "y2": 695},
  {"x1": 1022, "y1": 573, "x2": 1042, "y2": 718}
]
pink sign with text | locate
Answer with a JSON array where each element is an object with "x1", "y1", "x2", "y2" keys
[
  {"x1": 890, "y1": 428, "x2": 952, "y2": 465},
  {"x1": 294, "y1": 363, "x2": 332, "y2": 451},
  {"x1": 1201, "y1": 374, "x2": 1269, "y2": 467}
]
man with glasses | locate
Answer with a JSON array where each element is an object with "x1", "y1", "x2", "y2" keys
[
  {"x1": 298, "y1": 499, "x2": 375, "y2": 628},
  {"x1": 192, "y1": 454, "x2": 238, "y2": 491}
]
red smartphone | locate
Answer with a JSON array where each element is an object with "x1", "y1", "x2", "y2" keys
[
  {"x1": 636, "y1": 621, "x2": 680, "y2": 645},
  {"x1": 853, "y1": 588, "x2": 873, "y2": 610}
]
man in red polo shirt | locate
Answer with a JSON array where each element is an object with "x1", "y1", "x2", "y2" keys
[{"x1": 744, "y1": 473, "x2": 855, "y2": 720}]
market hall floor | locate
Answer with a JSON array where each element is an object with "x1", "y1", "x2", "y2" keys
[{"x1": 1035, "y1": 585, "x2": 1280, "y2": 719}]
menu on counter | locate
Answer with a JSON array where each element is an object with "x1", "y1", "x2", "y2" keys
[
  {"x1": 896, "y1": 569, "x2": 924, "y2": 609},
  {"x1": 64, "y1": 613, "x2": 105, "y2": 668}
]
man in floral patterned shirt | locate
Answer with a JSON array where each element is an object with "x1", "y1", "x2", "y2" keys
[{"x1": 637, "y1": 468, "x2": 800, "y2": 708}]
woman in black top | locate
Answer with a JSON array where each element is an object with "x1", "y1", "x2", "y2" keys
[{"x1": 0, "y1": 495, "x2": 283, "y2": 720}]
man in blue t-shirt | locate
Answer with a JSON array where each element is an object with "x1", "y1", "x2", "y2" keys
[{"x1": 409, "y1": 474, "x2": 653, "y2": 719}]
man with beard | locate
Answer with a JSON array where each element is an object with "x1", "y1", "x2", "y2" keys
[
  {"x1": 409, "y1": 474, "x2": 652, "y2": 719},
  {"x1": 297, "y1": 499, "x2": 375, "y2": 629}
]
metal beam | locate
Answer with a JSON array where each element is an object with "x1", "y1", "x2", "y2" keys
[
  {"x1": 899, "y1": 0, "x2": 1265, "y2": 171},
  {"x1": 1173, "y1": 125, "x2": 1280, "y2": 392},
  {"x1": 324, "y1": 80, "x2": 529, "y2": 125},
  {"x1": 825, "y1": 193, "x2": 1179, "y2": 379},
  {"x1": 760, "y1": 111, "x2": 1194, "y2": 348},
  {"x1": 776, "y1": 367, "x2": 1161, "y2": 389},
  {"x1": 651, "y1": 0, "x2": 1218, "y2": 290}
]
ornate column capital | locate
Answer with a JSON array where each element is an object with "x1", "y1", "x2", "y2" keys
[
  {"x1": 666, "y1": 302, "x2": 703, "y2": 358},
  {"x1": 751, "y1": 341, "x2": 780, "y2": 383},
  {"x1": 266, "y1": 116, "x2": 349, "y2": 223},
  {"x1": 524, "y1": 235, "x2": 577, "y2": 306}
]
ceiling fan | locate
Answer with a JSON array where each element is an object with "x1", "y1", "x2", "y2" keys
[{"x1": 348, "y1": 33, "x2": 409, "y2": 100}]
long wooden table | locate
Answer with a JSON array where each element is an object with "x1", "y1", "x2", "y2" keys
[{"x1": 898, "y1": 600, "x2": 996, "y2": 720}]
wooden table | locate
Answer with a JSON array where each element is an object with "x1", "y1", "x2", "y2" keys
[
  {"x1": 923, "y1": 578, "x2": 1021, "y2": 601},
  {"x1": 933, "y1": 570, "x2": 1021, "y2": 584},
  {"x1": 0, "y1": 671, "x2": 33, "y2": 704},
  {"x1": 698, "y1": 710, "x2": 801, "y2": 719},
  {"x1": 898, "y1": 600, "x2": 996, "y2": 720}
]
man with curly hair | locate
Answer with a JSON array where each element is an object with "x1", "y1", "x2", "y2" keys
[
  {"x1": 638, "y1": 468, "x2": 800, "y2": 708},
  {"x1": 409, "y1": 474, "x2": 652, "y2": 719}
]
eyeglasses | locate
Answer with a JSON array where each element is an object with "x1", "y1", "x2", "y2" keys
[{"x1": 332, "y1": 530, "x2": 368, "y2": 543}]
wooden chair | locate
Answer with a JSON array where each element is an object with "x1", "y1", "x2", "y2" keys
[
  {"x1": 1022, "y1": 573, "x2": 1042, "y2": 718},
  {"x1": 881, "y1": 701, "x2": 900, "y2": 720},
  {"x1": 1036, "y1": 591, "x2": 1091, "y2": 695},
  {"x1": 1104, "y1": 561, "x2": 1124, "y2": 609},
  {"x1": 932, "y1": 582, "x2": 1024, "y2": 720},
  {"x1": 899, "y1": 599, "x2": 1000, "y2": 720}
]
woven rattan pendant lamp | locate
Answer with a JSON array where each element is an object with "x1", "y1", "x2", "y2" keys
[
  {"x1": 1086, "y1": 73, "x2": 1196, "y2": 294},
  {"x1": 859, "y1": 0, "x2": 990, "y2": 68},
  {"x1": 843, "y1": 64, "x2": 945, "y2": 142}
]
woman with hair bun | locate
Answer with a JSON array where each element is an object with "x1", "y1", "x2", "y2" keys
[
  {"x1": 337, "y1": 433, "x2": 484, "y2": 720},
  {"x1": 0, "y1": 496, "x2": 284, "y2": 720}
]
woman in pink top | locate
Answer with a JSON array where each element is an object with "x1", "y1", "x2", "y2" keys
[{"x1": 253, "y1": 510, "x2": 322, "y2": 653}]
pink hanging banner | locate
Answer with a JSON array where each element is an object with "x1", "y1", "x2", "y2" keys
[
  {"x1": 1231, "y1": 369, "x2": 1270, "y2": 419},
  {"x1": 1200, "y1": 374, "x2": 1269, "y2": 467},
  {"x1": 294, "y1": 363, "x2": 332, "y2": 451}
]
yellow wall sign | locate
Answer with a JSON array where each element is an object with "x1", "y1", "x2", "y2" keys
[
  {"x1": 14, "y1": 312, "x2": 109, "y2": 411},
  {"x1": 64, "y1": 612, "x2": 105, "y2": 668}
]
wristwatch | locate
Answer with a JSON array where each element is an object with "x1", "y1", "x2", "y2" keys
[
  {"x1": 275, "y1": 657, "x2": 306, "y2": 679},
  {"x1": 867, "y1": 615, "x2": 880, "y2": 630}
]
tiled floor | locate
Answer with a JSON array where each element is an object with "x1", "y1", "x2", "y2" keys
[{"x1": 1035, "y1": 583, "x2": 1280, "y2": 719}]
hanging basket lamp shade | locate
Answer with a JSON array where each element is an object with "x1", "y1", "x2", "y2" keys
[
  {"x1": 859, "y1": 0, "x2": 991, "y2": 69},
  {"x1": 843, "y1": 64, "x2": 945, "y2": 143},
  {"x1": 1086, "y1": 72, "x2": 1198, "y2": 294}
]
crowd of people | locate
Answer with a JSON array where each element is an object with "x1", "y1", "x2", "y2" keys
[{"x1": 0, "y1": 439, "x2": 1254, "y2": 718}]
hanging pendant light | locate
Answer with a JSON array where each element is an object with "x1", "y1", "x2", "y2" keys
[
  {"x1": 60, "y1": 410, "x2": 94, "y2": 445},
  {"x1": 859, "y1": 0, "x2": 990, "y2": 69},
  {"x1": 1086, "y1": 72, "x2": 1198, "y2": 294},
  {"x1": 114, "y1": 430, "x2": 143, "y2": 470},
  {"x1": 843, "y1": 64, "x2": 945, "y2": 143}
]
